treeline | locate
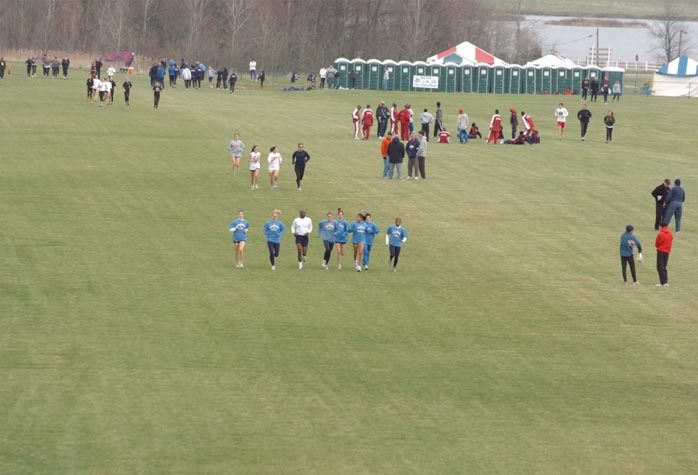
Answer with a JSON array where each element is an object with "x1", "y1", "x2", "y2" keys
[{"x1": 0, "y1": 0, "x2": 542, "y2": 70}]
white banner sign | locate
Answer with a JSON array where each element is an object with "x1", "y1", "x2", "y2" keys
[{"x1": 412, "y1": 75, "x2": 439, "y2": 89}]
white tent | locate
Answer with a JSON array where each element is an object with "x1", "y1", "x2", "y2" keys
[
  {"x1": 653, "y1": 55, "x2": 698, "y2": 97},
  {"x1": 426, "y1": 41, "x2": 507, "y2": 66},
  {"x1": 524, "y1": 54, "x2": 578, "y2": 69}
]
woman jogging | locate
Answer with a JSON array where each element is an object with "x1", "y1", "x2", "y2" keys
[
  {"x1": 229, "y1": 209, "x2": 249, "y2": 268},
  {"x1": 347, "y1": 213, "x2": 368, "y2": 272},
  {"x1": 317, "y1": 211, "x2": 337, "y2": 270},
  {"x1": 227, "y1": 133, "x2": 245, "y2": 175},
  {"x1": 362, "y1": 213, "x2": 380, "y2": 270},
  {"x1": 267, "y1": 146, "x2": 283, "y2": 190},
  {"x1": 334, "y1": 208, "x2": 348, "y2": 270},
  {"x1": 386, "y1": 217, "x2": 408, "y2": 272},
  {"x1": 263, "y1": 209, "x2": 285, "y2": 270},
  {"x1": 248, "y1": 145, "x2": 261, "y2": 190},
  {"x1": 604, "y1": 111, "x2": 615, "y2": 143},
  {"x1": 291, "y1": 143, "x2": 310, "y2": 191}
]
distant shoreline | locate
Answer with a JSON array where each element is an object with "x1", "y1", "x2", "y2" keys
[{"x1": 543, "y1": 18, "x2": 650, "y2": 29}]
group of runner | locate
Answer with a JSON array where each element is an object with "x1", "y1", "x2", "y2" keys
[{"x1": 229, "y1": 209, "x2": 408, "y2": 272}]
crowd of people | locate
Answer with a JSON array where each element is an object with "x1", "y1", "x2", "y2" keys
[
  {"x1": 619, "y1": 178, "x2": 686, "y2": 286},
  {"x1": 229, "y1": 208, "x2": 408, "y2": 272},
  {"x1": 22, "y1": 54, "x2": 71, "y2": 79}
]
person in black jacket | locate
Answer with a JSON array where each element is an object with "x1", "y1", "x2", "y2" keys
[
  {"x1": 376, "y1": 101, "x2": 390, "y2": 138},
  {"x1": 651, "y1": 179, "x2": 671, "y2": 230},
  {"x1": 387, "y1": 136, "x2": 405, "y2": 180},
  {"x1": 577, "y1": 104, "x2": 592, "y2": 141},
  {"x1": 95, "y1": 59, "x2": 102, "y2": 78},
  {"x1": 589, "y1": 77, "x2": 599, "y2": 102},
  {"x1": 61, "y1": 57, "x2": 70, "y2": 78}
]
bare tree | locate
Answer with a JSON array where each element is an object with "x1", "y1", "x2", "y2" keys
[{"x1": 650, "y1": 2, "x2": 688, "y2": 63}]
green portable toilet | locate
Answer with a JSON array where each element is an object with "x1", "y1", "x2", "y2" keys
[
  {"x1": 382, "y1": 60, "x2": 397, "y2": 91},
  {"x1": 461, "y1": 64, "x2": 474, "y2": 93},
  {"x1": 524, "y1": 65, "x2": 536, "y2": 93},
  {"x1": 537, "y1": 66, "x2": 552, "y2": 94},
  {"x1": 493, "y1": 65, "x2": 507, "y2": 94},
  {"x1": 508, "y1": 64, "x2": 523, "y2": 94},
  {"x1": 398, "y1": 60, "x2": 412, "y2": 91},
  {"x1": 556, "y1": 68, "x2": 572, "y2": 94},
  {"x1": 412, "y1": 61, "x2": 429, "y2": 92},
  {"x1": 367, "y1": 59, "x2": 382, "y2": 90},
  {"x1": 476, "y1": 63, "x2": 490, "y2": 93},
  {"x1": 585, "y1": 65, "x2": 601, "y2": 84},
  {"x1": 602, "y1": 66, "x2": 625, "y2": 96},
  {"x1": 335, "y1": 57, "x2": 351, "y2": 89},
  {"x1": 444, "y1": 62, "x2": 459, "y2": 93},
  {"x1": 571, "y1": 66, "x2": 583, "y2": 94},
  {"x1": 429, "y1": 63, "x2": 446, "y2": 92},
  {"x1": 350, "y1": 58, "x2": 366, "y2": 89}
]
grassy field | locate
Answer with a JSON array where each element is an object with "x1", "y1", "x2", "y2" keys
[
  {"x1": 1, "y1": 65, "x2": 697, "y2": 474},
  {"x1": 493, "y1": 0, "x2": 698, "y2": 20}
]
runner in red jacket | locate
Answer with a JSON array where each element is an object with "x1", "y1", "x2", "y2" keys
[
  {"x1": 655, "y1": 223, "x2": 673, "y2": 287},
  {"x1": 397, "y1": 105, "x2": 411, "y2": 141},
  {"x1": 361, "y1": 105, "x2": 374, "y2": 140},
  {"x1": 487, "y1": 109, "x2": 502, "y2": 144}
]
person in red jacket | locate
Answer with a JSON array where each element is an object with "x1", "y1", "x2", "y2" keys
[
  {"x1": 361, "y1": 104, "x2": 374, "y2": 140},
  {"x1": 352, "y1": 105, "x2": 361, "y2": 140},
  {"x1": 521, "y1": 111, "x2": 536, "y2": 137},
  {"x1": 437, "y1": 128, "x2": 450, "y2": 143},
  {"x1": 397, "y1": 105, "x2": 411, "y2": 141},
  {"x1": 487, "y1": 109, "x2": 502, "y2": 144},
  {"x1": 655, "y1": 222, "x2": 673, "y2": 287}
]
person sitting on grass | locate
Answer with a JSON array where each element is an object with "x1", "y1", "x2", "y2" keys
[{"x1": 468, "y1": 123, "x2": 482, "y2": 139}]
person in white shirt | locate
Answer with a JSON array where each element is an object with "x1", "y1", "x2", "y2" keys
[
  {"x1": 419, "y1": 108, "x2": 434, "y2": 141},
  {"x1": 104, "y1": 79, "x2": 113, "y2": 105},
  {"x1": 92, "y1": 77, "x2": 102, "y2": 105},
  {"x1": 267, "y1": 146, "x2": 283, "y2": 190},
  {"x1": 247, "y1": 145, "x2": 261, "y2": 190},
  {"x1": 181, "y1": 67, "x2": 192, "y2": 88},
  {"x1": 97, "y1": 80, "x2": 108, "y2": 107},
  {"x1": 554, "y1": 102, "x2": 569, "y2": 140},
  {"x1": 107, "y1": 66, "x2": 116, "y2": 77},
  {"x1": 319, "y1": 67, "x2": 327, "y2": 89},
  {"x1": 249, "y1": 59, "x2": 256, "y2": 80},
  {"x1": 291, "y1": 209, "x2": 313, "y2": 269}
]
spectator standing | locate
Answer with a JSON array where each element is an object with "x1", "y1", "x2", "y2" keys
[
  {"x1": 376, "y1": 101, "x2": 390, "y2": 138},
  {"x1": 590, "y1": 77, "x2": 599, "y2": 102},
  {"x1": 390, "y1": 103, "x2": 399, "y2": 135},
  {"x1": 664, "y1": 179, "x2": 685, "y2": 233},
  {"x1": 651, "y1": 179, "x2": 671, "y2": 230},
  {"x1": 612, "y1": 81, "x2": 621, "y2": 101},
  {"x1": 258, "y1": 70, "x2": 265, "y2": 88},
  {"x1": 229, "y1": 71, "x2": 237, "y2": 93},
  {"x1": 655, "y1": 223, "x2": 673, "y2": 287},
  {"x1": 581, "y1": 77, "x2": 589, "y2": 100},
  {"x1": 417, "y1": 131, "x2": 428, "y2": 180},
  {"x1": 327, "y1": 65, "x2": 336, "y2": 88},
  {"x1": 319, "y1": 66, "x2": 327, "y2": 89},
  {"x1": 352, "y1": 105, "x2": 362, "y2": 140},
  {"x1": 619, "y1": 224, "x2": 643, "y2": 285},
  {"x1": 419, "y1": 108, "x2": 434, "y2": 141},
  {"x1": 61, "y1": 56, "x2": 70, "y2": 79},
  {"x1": 381, "y1": 133, "x2": 392, "y2": 179},
  {"x1": 182, "y1": 67, "x2": 191, "y2": 88},
  {"x1": 487, "y1": 109, "x2": 503, "y2": 144},
  {"x1": 433, "y1": 102, "x2": 444, "y2": 138},
  {"x1": 601, "y1": 76, "x2": 610, "y2": 104},
  {"x1": 249, "y1": 59, "x2": 256, "y2": 79},
  {"x1": 603, "y1": 111, "x2": 615, "y2": 143},
  {"x1": 0, "y1": 57, "x2": 6, "y2": 79},
  {"x1": 349, "y1": 69, "x2": 357, "y2": 88},
  {"x1": 457, "y1": 108, "x2": 469, "y2": 144},
  {"x1": 382, "y1": 68, "x2": 390, "y2": 90},
  {"x1": 406, "y1": 133, "x2": 420, "y2": 179},
  {"x1": 509, "y1": 107, "x2": 518, "y2": 139},
  {"x1": 387, "y1": 136, "x2": 405, "y2": 180},
  {"x1": 362, "y1": 104, "x2": 374, "y2": 140},
  {"x1": 397, "y1": 105, "x2": 411, "y2": 141},
  {"x1": 577, "y1": 104, "x2": 592, "y2": 141}
]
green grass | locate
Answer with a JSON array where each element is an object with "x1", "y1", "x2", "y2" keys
[
  {"x1": 1, "y1": 65, "x2": 698, "y2": 474},
  {"x1": 493, "y1": 0, "x2": 698, "y2": 20}
]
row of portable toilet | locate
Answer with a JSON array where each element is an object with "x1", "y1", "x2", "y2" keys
[{"x1": 333, "y1": 58, "x2": 624, "y2": 95}]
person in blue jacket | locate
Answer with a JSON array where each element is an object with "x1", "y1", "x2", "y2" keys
[
  {"x1": 156, "y1": 63, "x2": 166, "y2": 89},
  {"x1": 334, "y1": 208, "x2": 348, "y2": 270},
  {"x1": 168, "y1": 63, "x2": 177, "y2": 87},
  {"x1": 362, "y1": 213, "x2": 380, "y2": 270},
  {"x1": 317, "y1": 211, "x2": 337, "y2": 270},
  {"x1": 386, "y1": 217, "x2": 408, "y2": 272},
  {"x1": 347, "y1": 213, "x2": 368, "y2": 272},
  {"x1": 664, "y1": 178, "x2": 685, "y2": 233},
  {"x1": 229, "y1": 209, "x2": 249, "y2": 268},
  {"x1": 263, "y1": 209, "x2": 285, "y2": 270},
  {"x1": 619, "y1": 224, "x2": 642, "y2": 285}
]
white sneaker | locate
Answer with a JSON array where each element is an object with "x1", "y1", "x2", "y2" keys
[
  {"x1": 297, "y1": 187, "x2": 301, "y2": 191},
  {"x1": 251, "y1": 186, "x2": 255, "y2": 190},
  {"x1": 356, "y1": 266, "x2": 362, "y2": 272},
  {"x1": 406, "y1": 176, "x2": 412, "y2": 180},
  {"x1": 239, "y1": 263, "x2": 244, "y2": 268},
  {"x1": 663, "y1": 283, "x2": 670, "y2": 287},
  {"x1": 392, "y1": 267, "x2": 396, "y2": 272},
  {"x1": 338, "y1": 264, "x2": 342, "y2": 270},
  {"x1": 364, "y1": 265, "x2": 368, "y2": 270},
  {"x1": 633, "y1": 282, "x2": 640, "y2": 285},
  {"x1": 298, "y1": 262, "x2": 303, "y2": 270},
  {"x1": 271, "y1": 265, "x2": 275, "y2": 270},
  {"x1": 303, "y1": 255, "x2": 307, "y2": 262},
  {"x1": 414, "y1": 177, "x2": 420, "y2": 180},
  {"x1": 656, "y1": 284, "x2": 662, "y2": 287}
]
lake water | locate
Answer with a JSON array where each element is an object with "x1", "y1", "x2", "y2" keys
[{"x1": 525, "y1": 15, "x2": 698, "y2": 64}]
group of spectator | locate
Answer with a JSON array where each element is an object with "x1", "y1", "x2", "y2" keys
[
  {"x1": 23, "y1": 54, "x2": 70, "y2": 79},
  {"x1": 581, "y1": 76, "x2": 622, "y2": 104}
]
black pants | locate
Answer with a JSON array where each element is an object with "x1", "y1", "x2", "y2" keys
[
  {"x1": 389, "y1": 245, "x2": 401, "y2": 268},
  {"x1": 656, "y1": 252, "x2": 669, "y2": 285},
  {"x1": 590, "y1": 91, "x2": 598, "y2": 101},
  {"x1": 655, "y1": 203, "x2": 666, "y2": 230},
  {"x1": 323, "y1": 240, "x2": 334, "y2": 262},
  {"x1": 267, "y1": 242, "x2": 280, "y2": 265},
  {"x1": 153, "y1": 91, "x2": 160, "y2": 108},
  {"x1": 433, "y1": 119, "x2": 443, "y2": 137},
  {"x1": 511, "y1": 125, "x2": 517, "y2": 139},
  {"x1": 621, "y1": 255, "x2": 637, "y2": 283},
  {"x1": 295, "y1": 166, "x2": 305, "y2": 187},
  {"x1": 580, "y1": 121, "x2": 589, "y2": 138},
  {"x1": 421, "y1": 123, "x2": 430, "y2": 140},
  {"x1": 377, "y1": 120, "x2": 387, "y2": 138},
  {"x1": 417, "y1": 156, "x2": 426, "y2": 179},
  {"x1": 606, "y1": 127, "x2": 613, "y2": 141},
  {"x1": 581, "y1": 89, "x2": 588, "y2": 100},
  {"x1": 124, "y1": 92, "x2": 130, "y2": 105},
  {"x1": 229, "y1": 83, "x2": 235, "y2": 93}
]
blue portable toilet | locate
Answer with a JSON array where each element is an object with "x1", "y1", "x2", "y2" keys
[
  {"x1": 398, "y1": 60, "x2": 412, "y2": 91},
  {"x1": 382, "y1": 59, "x2": 397, "y2": 91},
  {"x1": 508, "y1": 64, "x2": 523, "y2": 94},
  {"x1": 367, "y1": 59, "x2": 382, "y2": 90},
  {"x1": 350, "y1": 58, "x2": 366, "y2": 89}
]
